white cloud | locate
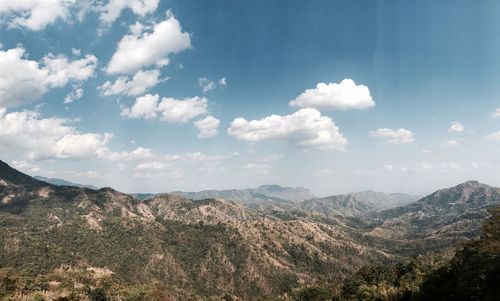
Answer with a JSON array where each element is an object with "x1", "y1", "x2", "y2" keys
[
  {"x1": 121, "y1": 94, "x2": 208, "y2": 123},
  {"x1": 194, "y1": 116, "x2": 220, "y2": 138},
  {"x1": 64, "y1": 86, "x2": 84, "y2": 104},
  {"x1": 136, "y1": 161, "x2": 168, "y2": 170},
  {"x1": 120, "y1": 94, "x2": 159, "y2": 120},
  {"x1": 198, "y1": 77, "x2": 215, "y2": 93},
  {"x1": 99, "y1": 69, "x2": 164, "y2": 96},
  {"x1": 99, "y1": 0, "x2": 159, "y2": 24},
  {"x1": 218, "y1": 77, "x2": 227, "y2": 86},
  {"x1": 289, "y1": 79, "x2": 375, "y2": 110},
  {"x1": 448, "y1": 121, "x2": 464, "y2": 133},
  {"x1": 0, "y1": 47, "x2": 97, "y2": 107},
  {"x1": 422, "y1": 149, "x2": 433, "y2": 154},
  {"x1": 491, "y1": 108, "x2": 500, "y2": 119},
  {"x1": 227, "y1": 108, "x2": 348, "y2": 150},
  {"x1": 106, "y1": 12, "x2": 191, "y2": 74},
  {"x1": 158, "y1": 96, "x2": 208, "y2": 123},
  {"x1": 0, "y1": 0, "x2": 76, "y2": 30},
  {"x1": 486, "y1": 131, "x2": 500, "y2": 140},
  {"x1": 0, "y1": 108, "x2": 116, "y2": 161},
  {"x1": 369, "y1": 128, "x2": 415, "y2": 144}
]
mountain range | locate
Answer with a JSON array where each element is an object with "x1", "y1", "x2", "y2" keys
[{"x1": 0, "y1": 159, "x2": 499, "y2": 300}]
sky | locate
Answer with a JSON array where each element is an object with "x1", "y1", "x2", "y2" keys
[{"x1": 1, "y1": 0, "x2": 500, "y2": 196}]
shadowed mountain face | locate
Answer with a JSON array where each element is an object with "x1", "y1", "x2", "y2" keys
[{"x1": 0, "y1": 160, "x2": 499, "y2": 300}]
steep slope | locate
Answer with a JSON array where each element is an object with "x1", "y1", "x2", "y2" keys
[
  {"x1": 0, "y1": 160, "x2": 44, "y2": 187},
  {"x1": 368, "y1": 181, "x2": 500, "y2": 252},
  {"x1": 300, "y1": 191, "x2": 419, "y2": 217}
]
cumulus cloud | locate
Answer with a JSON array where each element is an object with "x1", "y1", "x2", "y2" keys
[
  {"x1": 120, "y1": 94, "x2": 159, "y2": 120},
  {"x1": 99, "y1": 0, "x2": 159, "y2": 24},
  {"x1": 448, "y1": 121, "x2": 464, "y2": 133},
  {"x1": 194, "y1": 116, "x2": 220, "y2": 138},
  {"x1": 369, "y1": 128, "x2": 415, "y2": 144},
  {"x1": 0, "y1": 0, "x2": 76, "y2": 30},
  {"x1": 0, "y1": 47, "x2": 97, "y2": 107},
  {"x1": 218, "y1": 77, "x2": 227, "y2": 86},
  {"x1": 289, "y1": 79, "x2": 375, "y2": 111},
  {"x1": 121, "y1": 93, "x2": 208, "y2": 123},
  {"x1": 227, "y1": 108, "x2": 348, "y2": 150},
  {"x1": 0, "y1": 108, "x2": 116, "y2": 161},
  {"x1": 99, "y1": 69, "x2": 164, "y2": 96},
  {"x1": 106, "y1": 12, "x2": 191, "y2": 74}
]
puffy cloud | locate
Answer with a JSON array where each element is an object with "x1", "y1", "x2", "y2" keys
[
  {"x1": 158, "y1": 96, "x2": 208, "y2": 123},
  {"x1": 218, "y1": 77, "x2": 227, "y2": 86},
  {"x1": 369, "y1": 128, "x2": 415, "y2": 144},
  {"x1": 99, "y1": 0, "x2": 159, "y2": 24},
  {"x1": 491, "y1": 108, "x2": 500, "y2": 119},
  {"x1": 121, "y1": 93, "x2": 208, "y2": 123},
  {"x1": 486, "y1": 131, "x2": 500, "y2": 140},
  {"x1": 227, "y1": 108, "x2": 348, "y2": 150},
  {"x1": 120, "y1": 94, "x2": 159, "y2": 120},
  {"x1": 0, "y1": 47, "x2": 97, "y2": 107},
  {"x1": 106, "y1": 12, "x2": 191, "y2": 74},
  {"x1": 64, "y1": 86, "x2": 84, "y2": 104},
  {"x1": 0, "y1": 0, "x2": 76, "y2": 30},
  {"x1": 289, "y1": 79, "x2": 375, "y2": 110},
  {"x1": 194, "y1": 116, "x2": 220, "y2": 138},
  {"x1": 0, "y1": 108, "x2": 115, "y2": 161},
  {"x1": 99, "y1": 69, "x2": 164, "y2": 96},
  {"x1": 448, "y1": 121, "x2": 464, "y2": 133}
]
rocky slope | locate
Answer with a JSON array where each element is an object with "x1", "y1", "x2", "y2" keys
[
  {"x1": 367, "y1": 181, "x2": 500, "y2": 253},
  {"x1": 1, "y1": 160, "x2": 499, "y2": 300},
  {"x1": 0, "y1": 161, "x2": 384, "y2": 300}
]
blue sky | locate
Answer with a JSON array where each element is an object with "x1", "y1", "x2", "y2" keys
[{"x1": 1, "y1": 0, "x2": 500, "y2": 196}]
